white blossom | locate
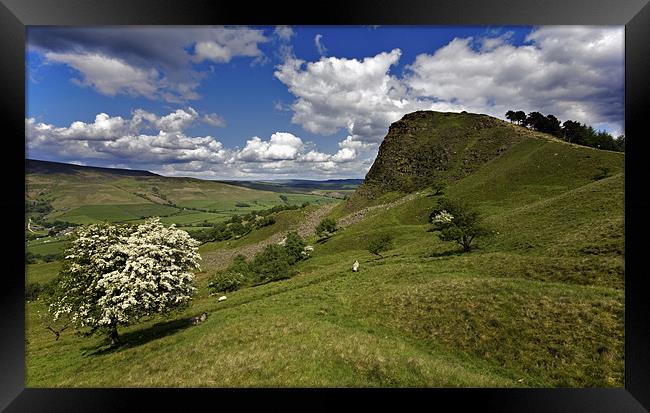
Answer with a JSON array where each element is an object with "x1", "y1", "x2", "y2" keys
[
  {"x1": 432, "y1": 210, "x2": 454, "y2": 224},
  {"x1": 49, "y1": 218, "x2": 201, "y2": 332}
]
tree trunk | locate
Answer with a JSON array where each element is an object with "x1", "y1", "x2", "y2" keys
[
  {"x1": 108, "y1": 324, "x2": 120, "y2": 346},
  {"x1": 462, "y1": 236, "x2": 471, "y2": 252}
]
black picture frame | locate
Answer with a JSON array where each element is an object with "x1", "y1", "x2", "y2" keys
[{"x1": 2, "y1": 0, "x2": 649, "y2": 411}]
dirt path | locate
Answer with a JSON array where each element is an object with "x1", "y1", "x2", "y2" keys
[
  {"x1": 202, "y1": 203, "x2": 338, "y2": 270},
  {"x1": 337, "y1": 191, "x2": 423, "y2": 228},
  {"x1": 201, "y1": 192, "x2": 425, "y2": 271}
]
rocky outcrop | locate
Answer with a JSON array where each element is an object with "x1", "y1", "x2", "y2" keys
[{"x1": 351, "y1": 111, "x2": 525, "y2": 203}]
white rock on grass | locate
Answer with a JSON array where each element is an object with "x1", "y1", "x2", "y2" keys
[
  {"x1": 352, "y1": 260, "x2": 359, "y2": 272},
  {"x1": 218, "y1": 296, "x2": 227, "y2": 302}
]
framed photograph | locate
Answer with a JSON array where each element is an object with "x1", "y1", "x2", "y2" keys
[{"x1": 2, "y1": 0, "x2": 649, "y2": 410}]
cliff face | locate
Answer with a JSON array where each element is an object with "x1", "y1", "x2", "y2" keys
[{"x1": 352, "y1": 111, "x2": 526, "y2": 202}]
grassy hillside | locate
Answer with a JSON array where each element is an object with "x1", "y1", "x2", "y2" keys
[
  {"x1": 25, "y1": 112, "x2": 624, "y2": 387},
  {"x1": 27, "y1": 161, "x2": 337, "y2": 224},
  {"x1": 348, "y1": 110, "x2": 616, "y2": 212},
  {"x1": 25, "y1": 160, "x2": 340, "y2": 261}
]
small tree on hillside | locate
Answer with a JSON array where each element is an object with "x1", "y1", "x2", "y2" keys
[
  {"x1": 316, "y1": 218, "x2": 338, "y2": 239},
  {"x1": 505, "y1": 110, "x2": 517, "y2": 123},
  {"x1": 249, "y1": 244, "x2": 292, "y2": 283},
  {"x1": 430, "y1": 198, "x2": 491, "y2": 252},
  {"x1": 366, "y1": 232, "x2": 394, "y2": 258},
  {"x1": 48, "y1": 218, "x2": 201, "y2": 345},
  {"x1": 283, "y1": 231, "x2": 307, "y2": 265}
]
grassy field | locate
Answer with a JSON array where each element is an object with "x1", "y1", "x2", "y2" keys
[
  {"x1": 25, "y1": 127, "x2": 624, "y2": 387},
  {"x1": 26, "y1": 165, "x2": 338, "y2": 227},
  {"x1": 26, "y1": 261, "x2": 63, "y2": 285},
  {"x1": 54, "y1": 203, "x2": 180, "y2": 224},
  {"x1": 25, "y1": 163, "x2": 340, "y2": 260},
  {"x1": 26, "y1": 237, "x2": 70, "y2": 256}
]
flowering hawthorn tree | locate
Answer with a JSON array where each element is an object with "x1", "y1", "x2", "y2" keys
[
  {"x1": 430, "y1": 198, "x2": 491, "y2": 252},
  {"x1": 49, "y1": 218, "x2": 201, "y2": 345}
]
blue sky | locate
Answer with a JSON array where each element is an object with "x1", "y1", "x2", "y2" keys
[{"x1": 26, "y1": 25, "x2": 624, "y2": 179}]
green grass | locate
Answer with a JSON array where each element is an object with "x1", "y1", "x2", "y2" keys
[
  {"x1": 446, "y1": 138, "x2": 624, "y2": 212},
  {"x1": 158, "y1": 211, "x2": 229, "y2": 225},
  {"x1": 176, "y1": 192, "x2": 336, "y2": 212},
  {"x1": 26, "y1": 237, "x2": 69, "y2": 256},
  {"x1": 25, "y1": 120, "x2": 624, "y2": 388},
  {"x1": 28, "y1": 168, "x2": 338, "y2": 227},
  {"x1": 26, "y1": 261, "x2": 63, "y2": 284},
  {"x1": 54, "y1": 203, "x2": 180, "y2": 224},
  {"x1": 199, "y1": 206, "x2": 319, "y2": 255}
]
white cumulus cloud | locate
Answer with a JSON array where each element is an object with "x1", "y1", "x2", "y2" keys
[
  {"x1": 237, "y1": 132, "x2": 304, "y2": 162},
  {"x1": 274, "y1": 48, "x2": 436, "y2": 144},
  {"x1": 27, "y1": 112, "x2": 370, "y2": 179},
  {"x1": 274, "y1": 26, "x2": 624, "y2": 144}
]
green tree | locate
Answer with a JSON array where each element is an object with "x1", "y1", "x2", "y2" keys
[
  {"x1": 208, "y1": 270, "x2": 245, "y2": 294},
  {"x1": 230, "y1": 254, "x2": 250, "y2": 273},
  {"x1": 615, "y1": 135, "x2": 625, "y2": 152},
  {"x1": 283, "y1": 231, "x2": 306, "y2": 265},
  {"x1": 505, "y1": 110, "x2": 517, "y2": 123},
  {"x1": 524, "y1": 111, "x2": 545, "y2": 130},
  {"x1": 430, "y1": 198, "x2": 491, "y2": 252},
  {"x1": 544, "y1": 114, "x2": 562, "y2": 137},
  {"x1": 514, "y1": 111, "x2": 527, "y2": 125},
  {"x1": 229, "y1": 222, "x2": 250, "y2": 237},
  {"x1": 366, "y1": 232, "x2": 394, "y2": 258},
  {"x1": 525, "y1": 112, "x2": 562, "y2": 137},
  {"x1": 249, "y1": 244, "x2": 292, "y2": 283},
  {"x1": 316, "y1": 218, "x2": 338, "y2": 239},
  {"x1": 561, "y1": 120, "x2": 585, "y2": 143}
]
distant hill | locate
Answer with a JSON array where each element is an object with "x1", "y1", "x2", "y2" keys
[
  {"x1": 26, "y1": 159, "x2": 158, "y2": 177},
  {"x1": 221, "y1": 179, "x2": 363, "y2": 194},
  {"x1": 25, "y1": 159, "x2": 339, "y2": 226}
]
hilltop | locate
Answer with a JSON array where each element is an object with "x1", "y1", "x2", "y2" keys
[{"x1": 348, "y1": 110, "x2": 617, "y2": 209}]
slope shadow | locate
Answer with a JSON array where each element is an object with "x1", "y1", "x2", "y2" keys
[{"x1": 88, "y1": 317, "x2": 193, "y2": 356}]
